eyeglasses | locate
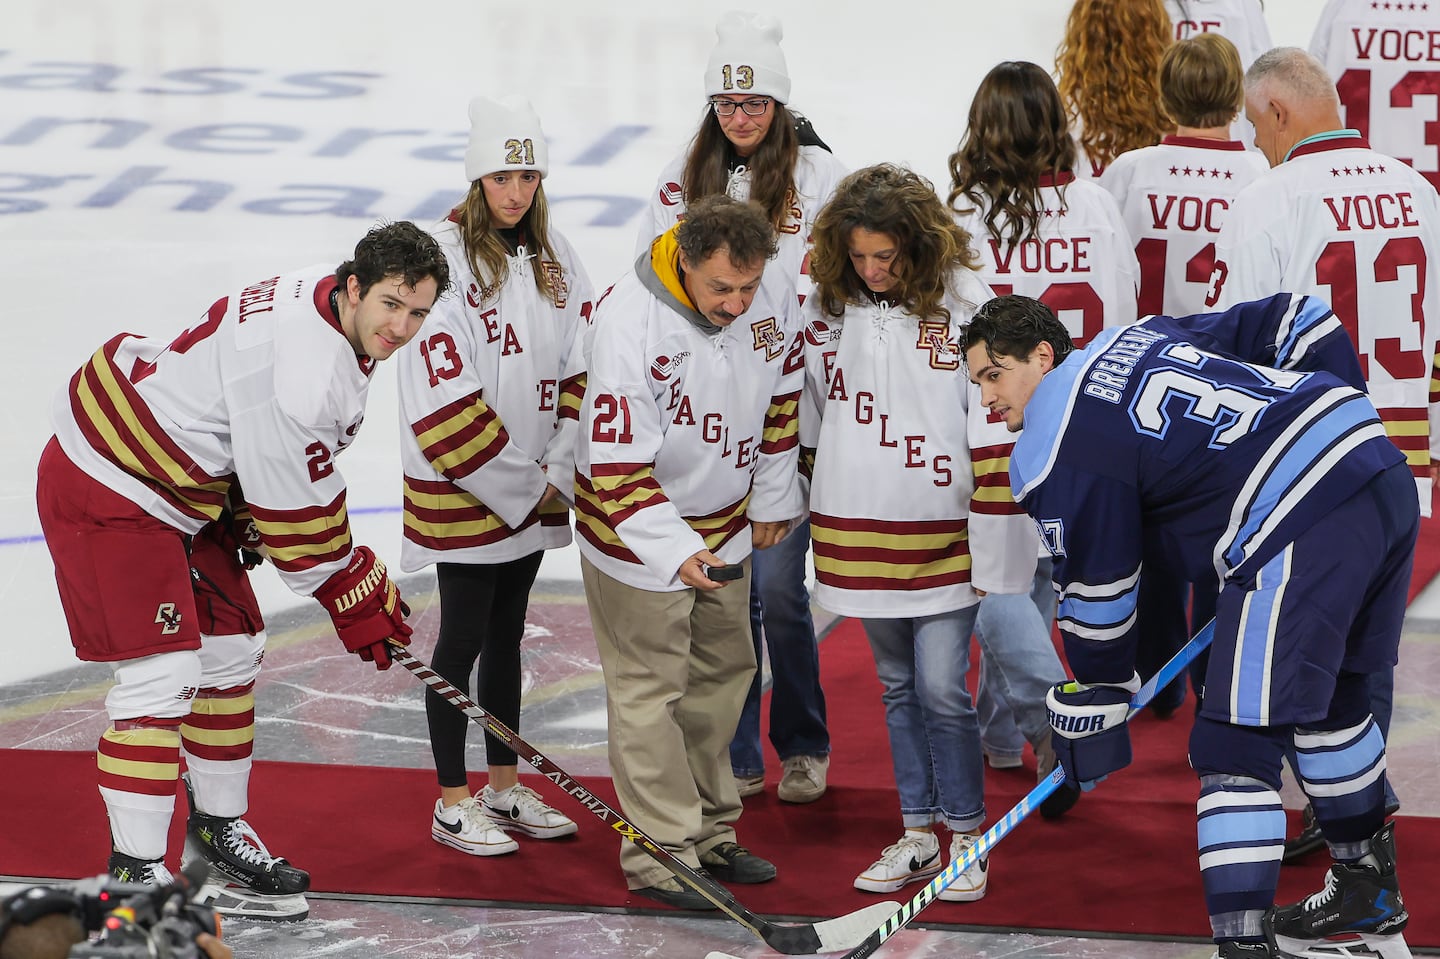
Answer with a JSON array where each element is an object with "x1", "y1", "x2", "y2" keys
[{"x1": 710, "y1": 97, "x2": 772, "y2": 117}]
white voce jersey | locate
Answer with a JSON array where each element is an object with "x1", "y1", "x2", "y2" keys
[
  {"x1": 955, "y1": 172, "x2": 1140, "y2": 349},
  {"x1": 637, "y1": 144, "x2": 847, "y2": 299},
  {"x1": 52, "y1": 267, "x2": 374, "y2": 595},
  {"x1": 1311, "y1": 0, "x2": 1440, "y2": 192},
  {"x1": 799, "y1": 270, "x2": 1038, "y2": 619},
  {"x1": 1100, "y1": 136, "x2": 1269, "y2": 317},
  {"x1": 574, "y1": 265, "x2": 804, "y2": 592},
  {"x1": 1212, "y1": 134, "x2": 1440, "y2": 515},
  {"x1": 1165, "y1": 0, "x2": 1273, "y2": 152},
  {"x1": 396, "y1": 221, "x2": 594, "y2": 570}
]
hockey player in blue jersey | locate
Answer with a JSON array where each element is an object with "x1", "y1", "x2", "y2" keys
[{"x1": 961, "y1": 293, "x2": 1413, "y2": 959}]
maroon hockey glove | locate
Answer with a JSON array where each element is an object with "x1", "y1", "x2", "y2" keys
[{"x1": 314, "y1": 547, "x2": 412, "y2": 670}]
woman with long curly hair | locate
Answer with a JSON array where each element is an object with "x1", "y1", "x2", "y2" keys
[
  {"x1": 947, "y1": 61, "x2": 1137, "y2": 797},
  {"x1": 1056, "y1": 0, "x2": 1175, "y2": 177},
  {"x1": 801, "y1": 164, "x2": 1066, "y2": 902},
  {"x1": 637, "y1": 10, "x2": 846, "y2": 808}
]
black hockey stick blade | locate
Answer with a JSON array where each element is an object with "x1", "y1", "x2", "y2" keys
[
  {"x1": 818, "y1": 620, "x2": 1217, "y2": 959},
  {"x1": 388, "y1": 643, "x2": 898, "y2": 954}
]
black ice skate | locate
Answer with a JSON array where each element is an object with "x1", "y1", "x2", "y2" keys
[
  {"x1": 1267, "y1": 821, "x2": 1412, "y2": 959},
  {"x1": 108, "y1": 850, "x2": 175, "y2": 886},
  {"x1": 182, "y1": 777, "x2": 310, "y2": 921}
]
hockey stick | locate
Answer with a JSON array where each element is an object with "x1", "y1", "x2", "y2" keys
[
  {"x1": 388, "y1": 644, "x2": 900, "y2": 955},
  {"x1": 707, "y1": 619, "x2": 1216, "y2": 959}
]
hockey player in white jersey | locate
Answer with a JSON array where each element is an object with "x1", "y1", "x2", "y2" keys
[
  {"x1": 802, "y1": 165, "x2": 1069, "y2": 902},
  {"x1": 950, "y1": 60, "x2": 1140, "y2": 349},
  {"x1": 1311, "y1": 0, "x2": 1440, "y2": 192},
  {"x1": 1102, "y1": 33, "x2": 1269, "y2": 318},
  {"x1": 35, "y1": 222, "x2": 450, "y2": 919},
  {"x1": 637, "y1": 10, "x2": 844, "y2": 804},
  {"x1": 396, "y1": 97, "x2": 591, "y2": 860},
  {"x1": 576, "y1": 195, "x2": 804, "y2": 909}
]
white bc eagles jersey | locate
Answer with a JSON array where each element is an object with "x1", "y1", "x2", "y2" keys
[
  {"x1": 955, "y1": 172, "x2": 1140, "y2": 349},
  {"x1": 53, "y1": 267, "x2": 375, "y2": 596},
  {"x1": 799, "y1": 269, "x2": 1038, "y2": 619},
  {"x1": 396, "y1": 220, "x2": 594, "y2": 570},
  {"x1": 1211, "y1": 133, "x2": 1440, "y2": 515},
  {"x1": 574, "y1": 246, "x2": 805, "y2": 592},
  {"x1": 1164, "y1": 0, "x2": 1273, "y2": 153},
  {"x1": 1100, "y1": 136, "x2": 1269, "y2": 317},
  {"x1": 1311, "y1": 0, "x2": 1440, "y2": 192},
  {"x1": 637, "y1": 144, "x2": 847, "y2": 301}
]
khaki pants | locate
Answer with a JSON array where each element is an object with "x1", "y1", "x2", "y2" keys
[{"x1": 582, "y1": 556, "x2": 756, "y2": 889}]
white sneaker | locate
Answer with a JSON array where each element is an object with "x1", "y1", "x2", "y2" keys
[
  {"x1": 854, "y1": 830, "x2": 943, "y2": 893},
  {"x1": 481, "y1": 784, "x2": 578, "y2": 839},
  {"x1": 937, "y1": 832, "x2": 988, "y2": 902},
  {"x1": 432, "y1": 796, "x2": 518, "y2": 856}
]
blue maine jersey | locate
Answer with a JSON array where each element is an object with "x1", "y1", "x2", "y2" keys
[{"x1": 1011, "y1": 294, "x2": 1405, "y2": 684}]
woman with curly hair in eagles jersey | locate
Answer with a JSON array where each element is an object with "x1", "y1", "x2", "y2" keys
[
  {"x1": 799, "y1": 164, "x2": 1062, "y2": 902},
  {"x1": 1056, "y1": 0, "x2": 1175, "y2": 178},
  {"x1": 638, "y1": 10, "x2": 847, "y2": 808}
]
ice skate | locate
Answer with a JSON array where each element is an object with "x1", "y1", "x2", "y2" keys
[
  {"x1": 1267, "y1": 822, "x2": 1412, "y2": 959},
  {"x1": 108, "y1": 851, "x2": 175, "y2": 886},
  {"x1": 183, "y1": 779, "x2": 310, "y2": 920}
]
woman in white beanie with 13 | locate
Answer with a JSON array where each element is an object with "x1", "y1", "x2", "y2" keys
[
  {"x1": 637, "y1": 10, "x2": 845, "y2": 810},
  {"x1": 394, "y1": 95, "x2": 594, "y2": 858}
]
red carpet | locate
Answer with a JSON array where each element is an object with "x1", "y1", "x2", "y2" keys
[{"x1": 2, "y1": 612, "x2": 1437, "y2": 944}]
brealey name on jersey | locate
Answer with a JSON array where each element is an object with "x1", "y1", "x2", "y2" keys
[{"x1": 650, "y1": 351, "x2": 691, "y2": 381}]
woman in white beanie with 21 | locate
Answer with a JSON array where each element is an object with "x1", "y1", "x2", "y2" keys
[
  {"x1": 394, "y1": 95, "x2": 594, "y2": 859},
  {"x1": 637, "y1": 9, "x2": 845, "y2": 812}
]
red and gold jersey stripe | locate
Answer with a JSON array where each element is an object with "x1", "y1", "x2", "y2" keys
[
  {"x1": 811, "y1": 512, "x2": 971, "y2": 591},
  {"x1": 410, "y1": 392, "x2": 512, "y2": 480},
  {"x1": 249, "y1": 490, "x2": 351, "y2": 573},
  {"x1": 402, "y1": 476, "x2": 566, "y2": 551},
  {"x1": 180, "y1": 683, "x2": 255, "y2": 762},
  {"x1": 98, "y1": 721, "x2": 181, "y2": 798},
  {"x1": 69, "y1": 334, "x2": 231, "y2": 523},
  {"x1": 760, "y1": 389, "x2": 800, "y2": 454},
  {"x1": 574, "y1": 473, "x2": 748, "y2": 563},
  {"x1": 1378, "y1": 406, "x2": 1430, "y2": 477},
  {"x1": 557, "y1": 372, "x2": 587, "y2": 423},
  {"x1": 971, "y1": 441, "x2": 1025, "y2": 516},
  {"x1": 1428, "y1": 351, "x2": 1440, "y2": 405},
  {"x1": 586, "y1": 461, "x2": 670, "y2": 526}
]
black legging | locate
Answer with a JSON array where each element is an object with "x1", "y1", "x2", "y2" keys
[{"x1": 427, "y1": 554, "x2": 544, "y2": 787}]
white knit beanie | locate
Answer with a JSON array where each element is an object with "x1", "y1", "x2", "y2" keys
[
  {"x1": 464, "y1": 96, "x2": 549, "y2": 182},
  {"x1": 704, "y1": 11, "x2": 791, "y2": 104}
]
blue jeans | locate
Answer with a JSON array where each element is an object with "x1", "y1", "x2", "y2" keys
[
  {"x1": 862, "y1": 608, "x2": 985, "y2": 832},
  {"x1": 976, "y1": 558, "x2": 1060, "y2": 757},
  {"x1": 729, "y1": 518, "x2": 830, "y2": 777}
]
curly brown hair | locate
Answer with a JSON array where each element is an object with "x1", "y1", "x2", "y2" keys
[
  {"x1": 681, "y1": 104, "x2": 801, "y2": 231},
  {"x1": 947, "y1": 61, "x2": 1076, "y2": 247},
  {"x1": 810, "y1": 164, "x2": 979, "y2": 322},
  {"x1": 1056, "y1": 0, "x2": 1174, "y2": 171}
]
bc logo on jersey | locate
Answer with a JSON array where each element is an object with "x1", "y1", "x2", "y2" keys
[
  {"x1": 751, "y1": 316, "x2": 786, "y2": 360},
  {"x1": 155, "y1": 603, "x2": 183, "y2": 635},
  {"x1": 541, "y1": 261, "x2": 570, "y2": 308},
  {"x1": 916, "y1": 320, "x2": 960, "y2": 370}
]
